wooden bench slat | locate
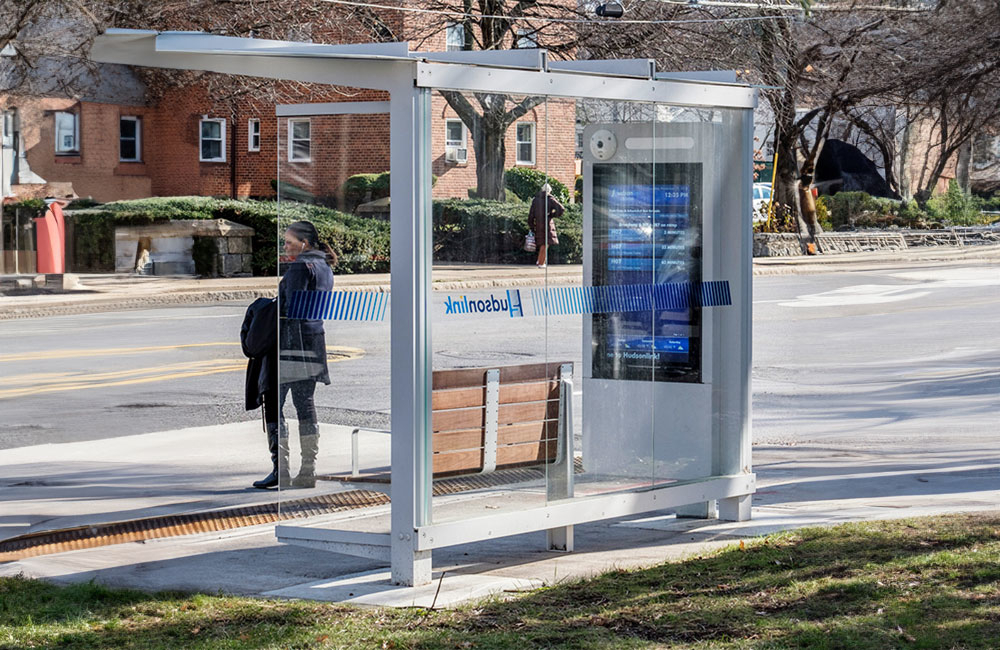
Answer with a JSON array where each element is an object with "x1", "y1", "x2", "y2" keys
[
  {"x1": 431, "y1": 380, "x2": 559, "y2": 411},
  {"x1": 432, "y1": 439, "x2": 559, "y2": 475},
  {"x1": 432, "y1": 420, "x2": 559, "y2": 453},
  {"x1": 432, "y1": 361, "x2": 571, "y2": 390},
  {"x1": 432, "y1": 399, "x2": 560, "y2": 434}
]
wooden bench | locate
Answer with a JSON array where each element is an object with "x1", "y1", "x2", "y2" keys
[{"x1": 327, "y1": 361, "x2": 574, "y2": 484}]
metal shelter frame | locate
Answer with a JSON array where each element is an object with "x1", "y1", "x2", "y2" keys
[{"x1": 91, "y1": 29, "x2": 757, "y2": 587}]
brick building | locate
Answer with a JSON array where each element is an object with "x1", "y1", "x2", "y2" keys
[{"x1": 1, "y1": 10, "x2": 577, "y2": 205}]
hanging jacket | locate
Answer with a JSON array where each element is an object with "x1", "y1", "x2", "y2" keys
[{"x1": 241, "y1": 297, "x2": 277, "y2": 410}]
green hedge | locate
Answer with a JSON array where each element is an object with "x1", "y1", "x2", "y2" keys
[
  {"x1": 819, "y1": 184, "x2": 995, "y2": 230},
  {"x1": 432, "y1": 199, "x2": 581, "y2": 265},
  {"x1": 504, "y1": 168, "x2": 571, "y2": 205},
  {"x1": 68, "y1": 196, "x2": 582, "y2": 276},
  {"x1": 67, "y1": 197, "x2": 390, "y2": 276}
]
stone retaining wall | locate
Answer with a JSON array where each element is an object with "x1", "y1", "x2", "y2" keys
[{"x1": 754, "y1": 227, "x2": 1000, "y2": 257}]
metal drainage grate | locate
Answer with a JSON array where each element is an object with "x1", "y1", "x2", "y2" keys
[
  {"x1": 0, "y1": 490, "x2": 389, "y2": 563},
  {"x1": 1, "y1": 459, "x2": 586, "y2": 563}
]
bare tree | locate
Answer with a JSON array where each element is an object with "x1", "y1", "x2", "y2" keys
[
  {"x1": 580, "y1": 1, "x2": 924, "y2": 239},
  {"x1": 408, "y1": 0, "x2": 585, "y2": 199},
  {"x1": 893, "y1": 1, "x2": 1000, "y2": 201},
  {"x1": 1, "y1": 1, "x2": 111, "y2": 96}
]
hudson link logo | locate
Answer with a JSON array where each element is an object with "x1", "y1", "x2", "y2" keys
[{"x1": 444, "y1": 290, "x2": 524, "y2": 318}]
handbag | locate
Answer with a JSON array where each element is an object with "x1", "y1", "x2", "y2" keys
[{"x1": 524, "y1": 230, "x2": 537, "y2": 252}]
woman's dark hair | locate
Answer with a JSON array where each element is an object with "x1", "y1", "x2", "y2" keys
[
  {"x1": 287, "y1": 220, "x2": 338, "y2": 267},
  {"x1": 286, "y1": 220, "x2": 319, "y2": 247}
]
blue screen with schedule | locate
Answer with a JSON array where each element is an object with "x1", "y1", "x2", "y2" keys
[{"x1": 592, "y1": 163, "x2": 702, "y2": 383}]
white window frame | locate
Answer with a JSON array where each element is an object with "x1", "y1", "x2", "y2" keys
[
  {"x1": 119, "y1": 115, "x2": 141, "y2": 162},
  {"x1": 444, "y1": 118, "x2": 468, "y2": 164},
  {"x1": 199, "y1": 118, "x2": 226, "y2": 162},
  {"x1": 446, "y1": 23, "x2": 464, "y2": 52},
  {"x1": 54, "y1": 111, "x2": 79, "y2": 155},
  {"x1": 248, "y1": 118, "x2": 261, "y2": 152},
  {"x1": 288, "y1": 118, "x2": 311, "y2": 162},
  {"x1": 515, "y1": 121, "x2": 535, "y2": 166}
]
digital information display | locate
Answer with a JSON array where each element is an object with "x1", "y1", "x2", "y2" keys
[{"x1": 592, "y1": 162, "x2": 702, "y2": 383}]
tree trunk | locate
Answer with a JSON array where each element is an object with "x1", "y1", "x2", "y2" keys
[
  {"x1": 474, "y1": 119, "x2": 506, "y2": 200},
  {"x1": 956, "y1": 140, "x2": 972, "y2": 192},
  {"x1": 772, "y1": 134, "x2": 802, "y2": 231},
  {"x1": 798, "y1": 160, "x2": 823, "y2": 241}
]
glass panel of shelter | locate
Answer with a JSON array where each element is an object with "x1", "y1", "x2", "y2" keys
[
  {"x1": 274, "y1": 111, "x2": 392, "y2": 526},
  {"x1": 569, "y1": 98, "x2": 660, "y2": 500},
  {"x1": 427, "y1": 89, "x2": 555, "y2": 524}
]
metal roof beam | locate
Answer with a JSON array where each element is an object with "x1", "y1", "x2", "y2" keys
[
  {"x1": 547, "y1": 59, "x2": 656, "y2": 79},
  {"x1": 414, "y1": 48, "x2": 547, "y2": 71}
]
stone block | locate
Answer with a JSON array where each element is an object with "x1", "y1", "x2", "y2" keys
[
  {"x1": 221, "y1": 254, "x2": 250, "y2": 277},
  {"x1": 228, "y1": 236, "x2": 252, "y2": 254}
]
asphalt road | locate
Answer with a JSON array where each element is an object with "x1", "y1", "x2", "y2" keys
[{"x1": 1, "y1": 263, "x2": 997, "y2": 451}]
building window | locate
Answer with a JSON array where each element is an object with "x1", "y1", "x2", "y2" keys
[
  {"x1": 288, "y1": 118, "x2": 310, "y2": 162},
  {"x1": 248, "y1": 118, "x2": 261, "y2": 152},
  {"x1": 516, "y1": 122, "x2": 535, "y2": 165},
  {"x1": 200, "y1": 118, "x2": 226, "y2": 162},
  {"x1": 444, "y1": 119, "x2": 467, "y2": 163},
  {"x1": 119, "y1": 116, "x2": 141, "y2": 162},
  {"x1": 54, "y1": 111, "x2": 79, "y2": 155},
  {"x1": 515, "y1": 28, "x2": 536, "y2": 49},
  {"x1": 446, "y1": 23, "x2": 465, "y2": 51}
]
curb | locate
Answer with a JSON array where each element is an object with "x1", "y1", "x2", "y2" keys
[{"x1": 3, "y1": 246, "x2": 999, "y2": 320}]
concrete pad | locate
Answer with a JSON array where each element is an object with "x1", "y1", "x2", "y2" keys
[
  {"x1": 0, "y1": 421, "x2": 391, "y2": 539},
  {"x1": 263, "y1": 569, "x2": 543, "y2": 608}
]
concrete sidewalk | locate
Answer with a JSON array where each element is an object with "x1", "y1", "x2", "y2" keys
[
  {"x1": 1, "y1": 420, "x2": 997, "y2": 607},
  {"x1": 3, "y1": 245, "x2": 1000, "y2": 320}
]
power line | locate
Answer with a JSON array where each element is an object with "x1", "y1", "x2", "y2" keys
[
  {"x1": 648, "y1": 0, "x2": 932, "y2": 12},
  {"x1": 316, "y1": 0, "x2": 801, "y2": 25}
]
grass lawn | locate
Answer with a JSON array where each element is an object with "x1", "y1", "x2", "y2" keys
[{"x1": 2, "y1": 513, "x2": 999, "y2": 649}]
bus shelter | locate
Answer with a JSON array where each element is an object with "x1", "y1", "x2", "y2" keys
[{"x1": 92, "y1": 29, "x2": 756, "y2": 587}]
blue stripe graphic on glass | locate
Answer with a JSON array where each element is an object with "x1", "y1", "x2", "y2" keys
[
  {"x1": 287, "y1": 290, "x2": 388, "y2": 321},
  {"x1": 517, "y1": 281, "x2": 731, "y2": 317}
]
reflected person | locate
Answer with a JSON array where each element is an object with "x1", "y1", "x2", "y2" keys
[
  {"x1": 527, "y1": 182, "x2": 564, "y2": 268},
  {"x1": 259, "y1": 220, "x2": 335, "y2": 489}
]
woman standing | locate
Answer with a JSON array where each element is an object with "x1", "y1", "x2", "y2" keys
[
  {"x1": 527, "y1": 183, "x2": 564, "y2": 268},
  {"x1": 253, "y1": 220, "x2": 335, "y2": 489}
]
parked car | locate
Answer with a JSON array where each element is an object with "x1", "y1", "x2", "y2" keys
[{"x1": 752, "y1": 182, "x2": 772, "y2": 222}]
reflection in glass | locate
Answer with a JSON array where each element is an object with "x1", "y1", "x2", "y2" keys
[{"x1": 274, "y1": 220, "x2": 335, "y2": 488}]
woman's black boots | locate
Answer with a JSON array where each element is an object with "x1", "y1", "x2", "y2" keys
[
  {"x1": 290, "y1": 421, "x2": 319, "y2": 488},
  {"x1": 253, "y1": 423, "x2": 290, "y2": 489}
]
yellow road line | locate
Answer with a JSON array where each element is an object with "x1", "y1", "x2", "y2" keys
[
  {"x1": 0, "y1": 342, "x2": 241, "y2": 363},
  {"x1": 0, "y1": 347, "x2": 365, "y2": 399}
]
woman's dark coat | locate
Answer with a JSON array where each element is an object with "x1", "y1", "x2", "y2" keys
[
  {"x1": 278, "y1": 248, "x2": 334, "y2": 386},
  {"x1": 527, "y1": 189, "x2": 565, "y2": 246}
]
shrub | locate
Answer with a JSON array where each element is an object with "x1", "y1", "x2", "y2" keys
[
  {"x1": 467, "y1": 187, "x2": 523, "y2": 203},
  {"x1": 981, "y1": 193, "x2": 1000, "y2": 212},
  {"x1": 432, "y1": 199, "x2": 581, "y2": 264},
  {"x1": 815, "y1": 196, "x2": 832, "y2": 232},
  {"x1": 2, "y1": 198, "x2": 47, "y2": 218},
  {"x1": 342, "y1": 172, "x2": 436, "y2": 210},
  {"x1": 341, "y1": 173, "x2": 381, "y2": 211},
  {"x1": 574, "y1": 175, "x2": 583, "y2": 204},
  {"x1": 370, "y1": 172, "x2": 391, "y2": 200},
  {"x1": 504, "y1": 167, "x2": 570, "y2": 205},
  {"x1": 896, "y1": 200, "x2": 931, "y2": 227},
  {"x1": 66, "y1": 196, "x2": 389, "y2": 276},
  {"x1": 926, "y1": 179, "x2": 983, "y2": 225}
]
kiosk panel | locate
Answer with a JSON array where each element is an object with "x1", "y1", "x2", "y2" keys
[{"x1": 592, "y1": 162, "x2": 703, "y2": 383}]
